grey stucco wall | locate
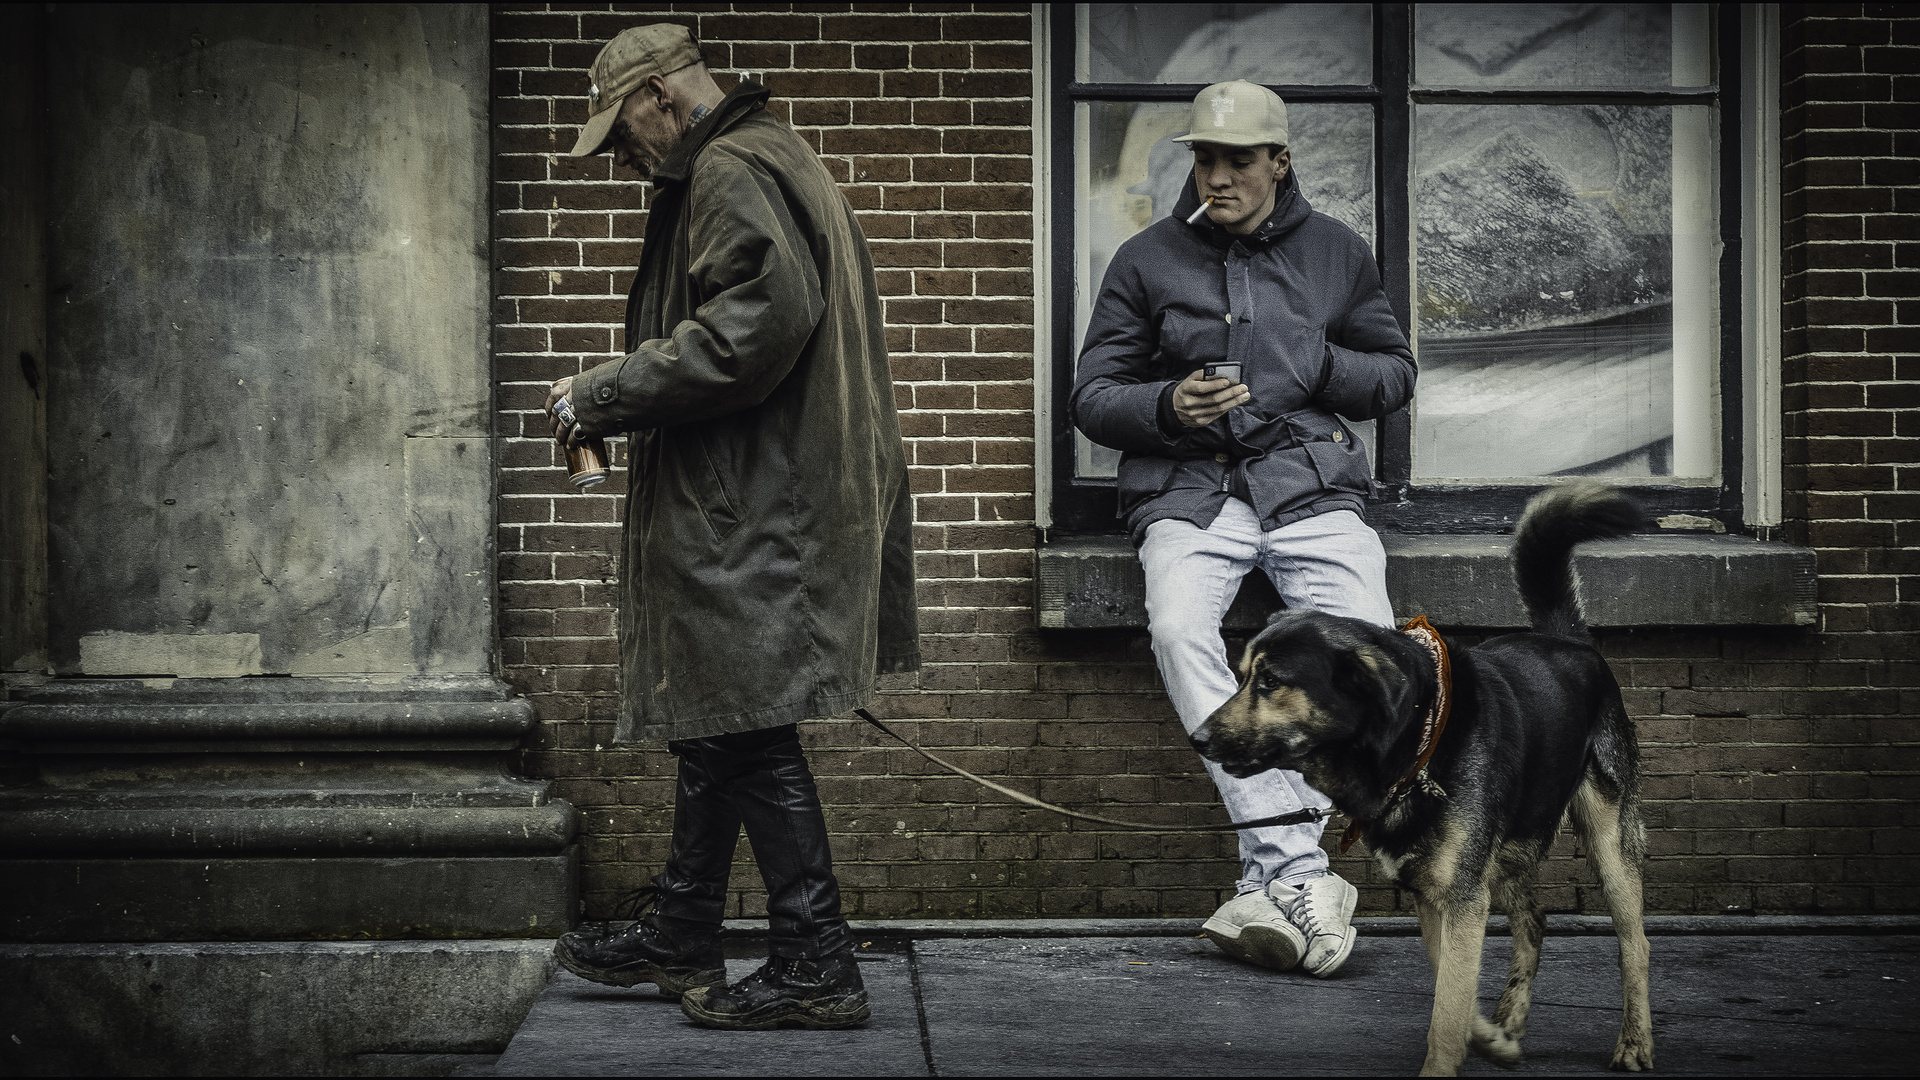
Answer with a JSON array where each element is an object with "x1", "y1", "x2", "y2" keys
[
  {"x1": 2, "y1": 7, "x2": 50, "y2": 674},
  {"x1": 42, "y1": 5, "x2": 493, "y2": 676}
]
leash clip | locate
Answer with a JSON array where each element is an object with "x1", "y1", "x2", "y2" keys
[{"x1": 1415, "y1": 767, "x2": 1447, "y2": 800}]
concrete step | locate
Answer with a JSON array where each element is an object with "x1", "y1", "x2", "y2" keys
[{"x1": 0, "y1": 940, "x2": 556, "y2": 1076}]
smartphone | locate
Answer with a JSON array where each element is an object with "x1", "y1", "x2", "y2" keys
[{"x1": 1204, "y1": 362, "x2": 1243, "y2": 385}]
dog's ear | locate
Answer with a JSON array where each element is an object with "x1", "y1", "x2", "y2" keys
[{"x1": 1334, "y1": 643, "x2": 1411, "y2": 744}]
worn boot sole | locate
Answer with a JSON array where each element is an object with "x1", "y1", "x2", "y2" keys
[
  {"x1": 554, "y1": 943, "x2": 724, "y2": 997},
  {"x1": 678, "y1": 990, "x2": 871, "y2": 1031},
  {"x1": 1202, "y1": 917, "x2": 1303, "y2": 972}
]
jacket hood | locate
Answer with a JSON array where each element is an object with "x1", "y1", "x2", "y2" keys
[
  {"x1": 1170, "y1": 167, "x2": 1312, "y2": 244},
  {"x1": 651, "y1": 81, "x2": 773, "y2": 186}
]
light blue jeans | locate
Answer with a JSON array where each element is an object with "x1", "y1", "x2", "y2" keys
[{"x1": 1140, "y1": 501, "x2": 1395, "y2": 894}]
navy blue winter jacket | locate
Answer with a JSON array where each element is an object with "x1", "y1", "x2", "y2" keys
[{"x1": 1070, "y1": 171, "x2": 1416, "y2": 545}]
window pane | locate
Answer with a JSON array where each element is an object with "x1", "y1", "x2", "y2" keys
[
  {"x1": 1414, "y1": 4, "x2": 1712, "y2": 89},
  {"x1": 1075, "y1": 100, "x2": 1376, "y2": 480},
  {"x1": 1079, "y1": 4, "x2": 1372, "y2": 85},
  {"x1": 1411, "y1": 103, "x2": 1718, "y2": 480}
]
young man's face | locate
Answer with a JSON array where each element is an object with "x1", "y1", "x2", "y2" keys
[
  {"x1": 608, "y1": 78, "x2": 682, "y2": 177},
  {"x1": 1191, "y1": 142, "x2": 1292, "y2": 232}
]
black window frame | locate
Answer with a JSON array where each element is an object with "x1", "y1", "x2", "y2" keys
[{"x1": 1047, "y1": 2, "x2": 1746, "y2": 536}]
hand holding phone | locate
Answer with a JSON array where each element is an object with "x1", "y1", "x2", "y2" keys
[
  {"x1": 1203, "y1": 362, "x2": 1243, "y2": 386},
  {"x1": 1174, "y1": 365, "x2": 1250, "y2": 428}
]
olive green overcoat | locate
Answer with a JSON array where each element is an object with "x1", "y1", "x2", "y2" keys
[{"x1": 570, "y1": 83, "x2": 919, "y2": 742}]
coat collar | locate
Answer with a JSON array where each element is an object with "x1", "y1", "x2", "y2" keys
[
  {"x1": 649, "y1": 81, "x2": 772, "y2": 187},
  {"x1": 1171, "y1": 169, "x2": 1312, "y2": 248}
]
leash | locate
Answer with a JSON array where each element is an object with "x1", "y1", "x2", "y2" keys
[{"x1": 854, "y1": 709, "x2": 1332, "y2": 833}]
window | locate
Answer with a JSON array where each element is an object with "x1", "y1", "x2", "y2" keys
[{"x1": 1041, "y1": 4, "x2": 1754, "y2": 535}]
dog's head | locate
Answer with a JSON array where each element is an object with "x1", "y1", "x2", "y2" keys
[{"x1": 1190, "y1": 610, "x2": 1425, "y2": 801}]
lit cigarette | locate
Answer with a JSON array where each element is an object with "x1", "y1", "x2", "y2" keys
[{"x1": 1185, "y1": 197, "x2": 1215, "y2": 225}]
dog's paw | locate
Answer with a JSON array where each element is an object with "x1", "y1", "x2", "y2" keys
[
  {"x1": 1609, "y1": 1035, "x2": 1654, "y2": 1072},
  {"x1": 1469, "y1": 1014, "x2": 1523, "y2": 1069}
]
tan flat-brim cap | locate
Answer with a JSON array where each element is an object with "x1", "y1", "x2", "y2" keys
[
  {"x1": 568, "y1": 23, "x2": 705, "y2": 157},
  {"x1": 1172, "y1": 80, "x2": 1289, "y2": 149}
]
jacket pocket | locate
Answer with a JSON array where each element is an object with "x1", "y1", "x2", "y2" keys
[
  {"x1": 692, "y1": 436, "x2": 741, "y2": 543},
  {"x1": 1157, "y1": 310, "x2": 1229, "y2": 371},
  {"x1": 1300, "y1": 413, "x2": 1371, "y2": 496},
  {"x1": 1115, "y1": 455, "x2": 1179, "y2": 518}
]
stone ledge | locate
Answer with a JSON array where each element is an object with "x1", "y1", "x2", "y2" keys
[
  {"x1": 0, "y1": 676, "x2": 535, "y2": 752},
  {"x1": 1, "y1": 701, "x2": 533, "y2": 741},
  {"x1": 0, "y1": 940, "x2": 556, "y2": 1075},
  {"x1": 0, "y1": 805, "x2": 575, "y2": 856},
  {"x1": 1037, "y1": 533, "x2": 1818, "y2": 630},
  {"x1": 3, "y1": 853, "x2": 580, "y2": 941}
]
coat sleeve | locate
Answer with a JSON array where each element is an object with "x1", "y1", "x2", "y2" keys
[
  {"x1": 1315, "y1": 241, "x2": 1417, "y2": 421},
  {"x1": 571, "y1": 158, "x2": 826, "y2": 431},
  {"x1": 1070, "y1": 250, "x2": 1198, "y2": 455}
]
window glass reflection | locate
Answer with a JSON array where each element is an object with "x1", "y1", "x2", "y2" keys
[
  {"x1": 1414, "y1": 4, "x2": 1712, "y2": 89},
  {"x1": 1081, "y1": 4, "x2": 1373, "y2": 85},
  {"x1": 1412, "y1": 104, "x2": 1717, "y2": 479}
]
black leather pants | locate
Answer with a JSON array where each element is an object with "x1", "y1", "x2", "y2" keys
[{"x1": 652, "y1": 724, "x2": 852, "y2": 959}]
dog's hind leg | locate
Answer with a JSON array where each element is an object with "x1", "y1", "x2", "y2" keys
[
  {"x1": 1572, "y1": 778, "x2": 1654, "y2": 1072},
  {"x1": 1419, "y1": 890, "x2": 1491, "y2": 1077}
]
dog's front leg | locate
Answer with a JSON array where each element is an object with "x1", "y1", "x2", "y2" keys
[{"x1": 1419, "y1": 891, "x2": 1491, "y2": 1077}]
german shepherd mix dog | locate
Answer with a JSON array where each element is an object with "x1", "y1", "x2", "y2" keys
[{"x1": 1191, "y1": 482, "x2": 1653, "y2": 1076}]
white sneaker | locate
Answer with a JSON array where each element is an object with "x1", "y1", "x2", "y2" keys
[
  {"x1": 1275, "y1": 872, "x2": 1359, "y2": 977},
  {"x1": 1202, "y1": 891, "x2": 1305, "y2": 971}
]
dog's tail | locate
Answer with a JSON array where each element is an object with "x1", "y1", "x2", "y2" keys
[{"x1": 1512, "y1": 481, "x2": 1645, "y2": 640}]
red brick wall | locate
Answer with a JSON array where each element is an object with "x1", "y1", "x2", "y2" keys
[{"x1": 493, "y1": 4, "x2": 1919, "y2": 921}]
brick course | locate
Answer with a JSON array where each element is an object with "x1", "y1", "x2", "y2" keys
[{"x1": 495, "y1": 4, "x2": 1919, "y2": 921}]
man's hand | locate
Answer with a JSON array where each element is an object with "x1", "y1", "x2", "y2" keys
[
  {"x1": 545, "y1": 375, "x2": 577, "y2": 447},
  {"x1": 1172, "y1": 369, "x2": 1250, "y2": 428}
]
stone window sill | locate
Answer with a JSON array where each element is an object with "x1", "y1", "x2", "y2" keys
[{"x1": 1036, "y1": 533, "x2": 1818, "y2": 630}]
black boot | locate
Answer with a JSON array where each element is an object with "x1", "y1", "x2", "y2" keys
[
  {"x1": 678, "y1": 948, "x2": 869, "y2": 1030},
  {"x1": 553, "y1": 886, "x2": 725, "y2": 997}
]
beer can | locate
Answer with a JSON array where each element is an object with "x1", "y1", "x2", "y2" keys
[{"x1": 552, "y1": 396, "x2": 610, "y2": 489}]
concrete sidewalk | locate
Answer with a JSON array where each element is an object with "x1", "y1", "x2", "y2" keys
[{"x1": 462, "y1": 920, "x2": 1920, "y2": 1077}]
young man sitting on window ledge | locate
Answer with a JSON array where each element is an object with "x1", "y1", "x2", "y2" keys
[{"x1": 1070, "y1": 80, "x2": 1416, "y2": 977}]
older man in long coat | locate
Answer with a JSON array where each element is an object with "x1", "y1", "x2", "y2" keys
[{"x1": 544, "y1": 25, "x2": 918, "y2": 1031}]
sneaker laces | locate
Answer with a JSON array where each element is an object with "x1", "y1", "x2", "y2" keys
[{"x1": 1287, "y1": 881, "x2": 1328, "y2": 937}]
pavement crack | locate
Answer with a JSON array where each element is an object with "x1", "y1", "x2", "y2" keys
[{"x1": 906, "y1": 939, "x2": 938, "y2": 1076}]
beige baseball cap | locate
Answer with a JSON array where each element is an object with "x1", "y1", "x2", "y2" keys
[
  {"x1": 567, "y1": 23, "x2": 705, "y2": 157},
  {"x1": 1172, "y1": 80, "x2": 1289, "y2": 150}
]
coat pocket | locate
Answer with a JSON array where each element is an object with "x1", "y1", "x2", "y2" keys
[
  {"x1": 1156, "y1": 310, "x2": 1229, "y2": 371},
  {"x1": 1115, "y1": 455, "x2": 1179, "y2": 518},
  {"x1": 692, "y1": 436, "x2": 742, "y2": 543},
  {"x1": 1299, "y1": 413, "x2": 1371, "y2": 496}
]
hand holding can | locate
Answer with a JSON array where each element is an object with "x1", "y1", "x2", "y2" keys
[{"x1": 549, "y1": 394, "x2": 611, "y2": 490}]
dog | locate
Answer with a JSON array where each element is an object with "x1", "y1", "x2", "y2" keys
[{"x1": 1190, "y1": 481, "x2": 1653, "y2": 1076}]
